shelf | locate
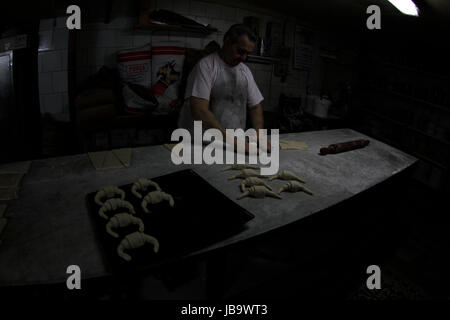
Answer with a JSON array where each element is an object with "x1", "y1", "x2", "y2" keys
[
  {"x1": 246, "y1": 55, "x2": 280, "y2": 64},
  {"x1": 358, "y1": 106, "x2": 450, "y2": 148},
  {"x1": 360, "y1": 85, "x2": 450, "y2": 115},
  {"x1": 135, "y1": 23, "x2": 217, "y2": 35},
  {"x1": 383, "y1": 62, "x2": 450, "y2": 83},
  {"x1": 388, "y1": 90, "x2": 450, "y2": 115}
]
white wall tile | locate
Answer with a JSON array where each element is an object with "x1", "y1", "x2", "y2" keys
[
  {"x1": 205, "y1": 2, "x2": 221, "y2": 19},
  {"x1": 115, "y1": 30, "x2": 134, "y2": 48},
  {"x1": 190, "y1": 1, "x2": 206, "y2": 16},
  {"x1": 53, "y1": 29, "x2": 69, "y2": 50},
  {"x1": 39, "y1": 30, "x2": 54, "y2": 51},
  {"x1": 38, "y1": 53, "x2": 43, "y2": 72},
  {"x1": 185, "y1": 37, "x2": 201, "y2": 49},
  {"x1": 168, "y1": 32, "x2": 187, "y2": 45},
  {"x1": 96, "y1": 29, "x2": 116, "y2": 47},
  {"x1": 55, "y1": 16, "x2": 67, "y2": 28},
  {"x1": 236, "y1": 8, "x2": 254, "y2": 24},
  {"x1": 52, "y1": 71, "x2": 68, "y2": 93},
  {"x1": 52, "y1": 113, "x2": 70, "y2": 122},
  {"x1": 194, "y1": 16, "x2": 211, "y2": 27},
  {"x1": 84, "y1": 22, "x2": 107, "y2": 31},
  {"x1": 39, "y1": 95, "x2": 45, "y2": 114},
  {"x1": 157, "y1": 0, "x2": 174, "y2": 11},
  {"x1": 88, "y1": 47, "x2": 107, "y2": 67},
  {"x1": 222, "y1": 20, "x2": 235, "y2": 33},
  {"x1": 42, "y1": 51, "x2": 62, "y2": 72},
  {"x1": 39, "y1": 73, "x2": 53, "y2": 94},
  {"x1": 39, "y1": 18, "x2": 55, "y2": 31},
  {"x1": 62, "y1": 94, "x2": 70, "y2": 114},
  {"x1": 103, "y1": 48, "x2": 119, "y2": 67},
  {"x1": 133, "y1": 33, "x2": 151, "y2": 47},
  {"x1": 246, "y1": 63, "x2": 257, "y2": 73},
  {"x1": 61, "y1": 50, "x2": 68, "y2": 70},
  {"x1": 151, "y1": 34, "x2": 170, "y2": 44},
  {"x1": 173, "y1": 0, "x2": 190, "y2": 15},
  {"x1": 108, "y1": 17, "x2": 135, "y2": 29},
  {"x1": 221, "y1": 6, "x2": 236, "y2": 21},
  {"x1": 43, "y1": 93, "x2": 63, "y2": 114}
]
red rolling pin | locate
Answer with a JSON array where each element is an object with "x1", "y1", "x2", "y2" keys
[{"x1": 320, "y1": 139, "x2": 370, "y2": 155}]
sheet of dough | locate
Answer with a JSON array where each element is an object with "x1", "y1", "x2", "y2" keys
[
  {"x1": 163, "y1": 143, "x2": 183, "y2": 156},
  {"x1": 112, "y1": 148, "x2": 132, "y2": 168},
  {"x1": 0, "y1": 188, "x2": 18, "y2": 200},
  {"x1": 0, "y1": 204, "x2": 6, "y2": 218},
  {"x1": 102, "y1": 151, "x2": 124, "y2": 169},
  {"x1": 0, "y1": 173, "x2": 24, "y2": 188},
  {"x1": 88, "y1": 151, "x2": 122, "y2": 170},
  {"x1": 279, "y1": 140, "x2": 308, "y2": 150},
  {"x1": 0, "y1": 161, "x2": 31, "y2": 174}
]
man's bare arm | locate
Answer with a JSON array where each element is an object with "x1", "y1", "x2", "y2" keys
[
  {"x1": 249, "y1": 104, "x2": 271, "y2": 152},
  {"x1": 249, "y1": 104, "x2": 264, "y2": 131},
  {"x1": 190, "y1": 96, "x2": 227, "y2": 136},
  {"x1": 190, "y1": 96, "x2": 250, "y2": 152}
]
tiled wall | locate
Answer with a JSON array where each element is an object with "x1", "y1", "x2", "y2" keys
[
  {"x1": 38, "y1": 0, "x2": 349, "y2": 121},
  {"x1": 38, "y1": 17, "x2": 70, "y2": 122}
]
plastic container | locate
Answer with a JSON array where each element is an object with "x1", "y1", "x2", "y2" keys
[{"x1": 313, "y1": 97, "x2": 332, "y2": 118}]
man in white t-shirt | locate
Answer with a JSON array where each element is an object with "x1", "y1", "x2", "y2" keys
[{"x1": 177, "y1": 24, "x2": 270, "y2": 152}]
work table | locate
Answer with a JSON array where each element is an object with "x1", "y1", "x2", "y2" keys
[{"x1": 0, "y1": 128, "x2": 417, "y2": 286}]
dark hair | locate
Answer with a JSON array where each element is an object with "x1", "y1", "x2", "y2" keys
[{"x1": 223, "y1": 24, "x2": 257, "y2": 44}]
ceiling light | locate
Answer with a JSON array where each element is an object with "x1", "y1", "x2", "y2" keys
[{"x1": 387, "y1": 0, "x2": 419, "y2": 16}]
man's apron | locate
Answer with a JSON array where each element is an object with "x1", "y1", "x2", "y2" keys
[{"x1": 178, "y1": 63, "x2": 249, "y2": 132}]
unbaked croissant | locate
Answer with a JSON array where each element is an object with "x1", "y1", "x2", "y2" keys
[
  {"x1": 269, "y1": 170, "x2": 306, "y2": 183},
  {"x1": 131, "y1": 178, "x2": 162, "y2": 199},
  {"x1": 117, "y1": 231, "x2": 159, "y2": 261},
  {"x1": 106, "y1": 213, "x2": 145, "y2": 238},
  {"x1": 237, "y1": 185, "x2": 282, "y2": 200},
  {"x1": 94, "y1": 186, "x2": 126, "y2": 206},
  {"x1": 141, "y1": 191, "x2": 174, "y2": 213},
  {"x1": 240, "y1": 177, "x2": 272, "y2": 192},
  {"x1": 228, "y1": 169, "x2": 267, "y2": 180},
  {"x1": 98, "y1": 198, "x2": 135, "y2": 220},
  {"x1": 278, "y1": 181, "x2": 313, "y2": 195}
]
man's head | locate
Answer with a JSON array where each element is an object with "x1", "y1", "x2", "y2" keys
[{"x1": 220, "y1": 24, "x2": 257, "y2": 66}]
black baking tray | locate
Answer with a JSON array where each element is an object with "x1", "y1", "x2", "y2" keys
[{"x1": 86, "y1": 169, "x2": 254, "y2": 273}]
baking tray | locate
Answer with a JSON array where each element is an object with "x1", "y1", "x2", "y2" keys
[{"x1": 86, "y1": 169, "x2": 254, "y2": 273}]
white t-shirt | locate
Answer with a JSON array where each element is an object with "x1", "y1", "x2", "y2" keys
[{"x1": 178, "y1": 52, "x2": 264, "y2": 131}]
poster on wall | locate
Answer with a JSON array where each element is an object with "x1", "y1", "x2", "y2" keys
[{"x1": 293, "y1": 25, "x2": 314, "y2": 71}]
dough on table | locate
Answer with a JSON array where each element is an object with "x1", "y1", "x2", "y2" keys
[
  {"x1": 0, "y1": 173, "x2": 24, "y2": 188},
  {"x1": 112, "y1": 148, "x2": 132, "y2": 167},
  {"x1": 163, "y1": 143, "x2": 183, "y2": 156},
  {"x1": 279, "y1": 140, "x2": 308, "y2": 150},
  {"x1": 0, "y1": 204, "x2": 6, "y2": 218},
  {"x1": 0, "y1": 188, "x2": 18, "y2": 200},
  {"x1": 88, "y1": 151, "x2": 122, "y2": 170},
  {"x1": 0, "y1": 161, "x2": 31, "y2": 174}
]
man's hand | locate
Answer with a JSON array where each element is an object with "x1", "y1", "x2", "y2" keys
[{"x1": 256, "y1": 131, "x2": 272, "y2": 154}]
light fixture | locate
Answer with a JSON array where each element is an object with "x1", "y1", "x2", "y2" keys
[{"x1": 387, "y1": 0, "x2": 420, "y2": 16}]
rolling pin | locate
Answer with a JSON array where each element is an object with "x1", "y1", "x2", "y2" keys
[{"x1": 320, "y1": 139, "x2": 370, "y2": 155}]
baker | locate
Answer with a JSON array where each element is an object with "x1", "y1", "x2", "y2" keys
[{"x1": 177, "y1": 24, "x2": 270, "y2": 153}]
